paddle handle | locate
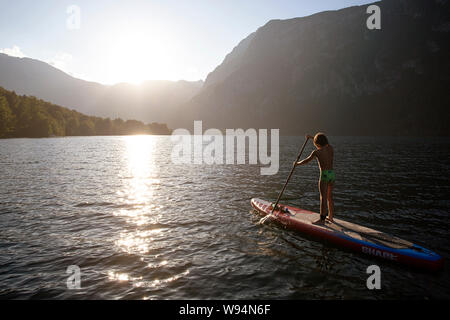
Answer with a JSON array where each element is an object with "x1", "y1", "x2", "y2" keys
[{"x1": 270, "y1": 136, "x2": 310, "y2": 215}]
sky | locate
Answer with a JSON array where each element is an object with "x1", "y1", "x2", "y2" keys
[{"x1": 0, "y1": 0, "x2": 374, "y2": 85}]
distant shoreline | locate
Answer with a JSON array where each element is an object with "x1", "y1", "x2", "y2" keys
[
  {"x1": 0, "y1": 133, "x2": 172, "y2": 140},
  {"x1": 0, "y1": 86, "x2": 172, "y2": 138},
  {"x1": 1, "y1": 134, "x2": 450, "y2": 140}
]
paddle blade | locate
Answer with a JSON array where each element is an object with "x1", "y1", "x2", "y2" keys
[{"x1": 259, "y1": 214, "x2": 273, "y2": 225}]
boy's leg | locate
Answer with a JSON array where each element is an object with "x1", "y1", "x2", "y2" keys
[
  {"x1": 327, "y1": 184, "x2": 334, "y2": 222},
  {"x1": 319, "y1": 180, "x2": 328, "y2": 221}
]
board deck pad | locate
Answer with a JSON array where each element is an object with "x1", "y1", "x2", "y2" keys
[
  {"x1": 251, "y1": 198, "x2": 443, "y2": 271},
  {"x1": 253, "y1": 198, "x2": 411, "y2": 248},
  {"x1": 324, "y1": 220, "x2": 413, "y2": 249}
]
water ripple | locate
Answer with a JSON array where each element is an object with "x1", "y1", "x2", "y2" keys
[{"x1": 0, "y1": 136, "x2": 449, "y2": 299}]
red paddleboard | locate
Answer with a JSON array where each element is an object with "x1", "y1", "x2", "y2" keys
[{"x1": 251, "y1": 198, "x2": 443, "y2": 272}]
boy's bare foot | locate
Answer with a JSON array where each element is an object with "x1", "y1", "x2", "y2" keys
[
  {"x1": 326, "y1": 217, "x2": 334, "y2": 223},
  {"x1": 313, "y1": 218, "x2": 326, "y2": 225},
  {"x1": 274, "y1": 204, "x2": 290, "y2": 213}
]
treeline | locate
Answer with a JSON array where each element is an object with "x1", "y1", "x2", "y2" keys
[{"x1": 0, "y1": 86, "x2": 171, "y2": 138}]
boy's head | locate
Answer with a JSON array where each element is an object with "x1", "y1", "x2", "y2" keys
[{"x1": 313, "y1": 132, "x2": 328, "y2": 148}]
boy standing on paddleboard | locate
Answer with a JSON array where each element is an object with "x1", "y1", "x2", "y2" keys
[{"x1": 294, "y1": 133, "x2": 335, "y2": 224}]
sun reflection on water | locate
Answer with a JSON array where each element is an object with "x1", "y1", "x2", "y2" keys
[
  {"x1": 107, "y1": 269, "x2": 190, "y2": 289},
  {"x1": 114, "y1": 136, "x2": 159, "y2": 224},
  {"x1": 133, "y1": 269, "x2": 190, "y2": 288},
  {"x1": 114, "y1": 229, "x2": 165, "y2": 254},
  {"x1": 108, "y1": 136, "x2": 190, "y2": 292},
  {"x1": 113, "y1": 136, "x2": 160, "y2": 256}
]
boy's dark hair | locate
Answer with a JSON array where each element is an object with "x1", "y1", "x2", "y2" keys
[{"x1": 314, "y1": 133, "x2": 328, "y2": 147}]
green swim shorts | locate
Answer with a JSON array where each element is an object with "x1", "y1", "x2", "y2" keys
[{"x1": 320, "y1": 170, "x2": 335, "y2": 183}]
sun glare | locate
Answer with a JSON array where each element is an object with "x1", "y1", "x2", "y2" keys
[{"x1": 105, "y1": 27, "x2": 176, "y2": 84}]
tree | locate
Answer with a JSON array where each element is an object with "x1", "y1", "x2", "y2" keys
[
  {"x1": 30, "y1": 108, "x2": 51, "y2": 137},
  {"x1": 66, "y1": 115, "x2": 80, "y2": 136},
  {"x1": 95, "y1": 117, "x2": 113, "y2": 135},
  {"x1": 0, "y1": 86, "x2": 171, "y2": 138},
  {"x1": 0, "y1": 96, "x2": 15, "y2": 137},
  {"x1": 79, "y1": 117, "x2": 95, "y2": 135}
]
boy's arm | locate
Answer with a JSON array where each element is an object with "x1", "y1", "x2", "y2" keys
[{"x1": 295, "y1": 150, "x2": 316, "y2": 166}]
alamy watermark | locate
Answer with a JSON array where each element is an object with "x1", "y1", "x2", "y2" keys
[
  {"x1": 66, "y1": 265, "x2": 81, "y2": 289},
  {"x1": 171, "y1": 121, "x2": 279, "y2": 175},
  {"x1": 366, "y1": 5, "x2": 381, "y2": 30},
  {"x1": 66, "y1": 5, "x2": 81, "y2": 30},
  {"x1": 366, "y1": 265, "x2": 381, "y2": 290}
]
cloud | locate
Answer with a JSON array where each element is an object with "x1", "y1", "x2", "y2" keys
[
  {"x1": 0, "y1": 45, "x2": 27, "y2": 58},
  {"x1": 0, "y1": 47, "x2": 80, "y2": 79},
  {"x1": 47, "y1": 52, "x2": 73, "y2": 74}
]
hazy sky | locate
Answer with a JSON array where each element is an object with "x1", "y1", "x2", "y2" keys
[{"x1": 0, "y1": 0, "x2": 374, "y2": 85}]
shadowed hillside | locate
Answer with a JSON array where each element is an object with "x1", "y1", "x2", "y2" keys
[{"x1": 185, "y1": 0, "x2": 450, "y2": 135}]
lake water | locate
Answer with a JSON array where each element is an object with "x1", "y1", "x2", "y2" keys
[{"x1": 0, "y1": 136, "x2": 449, "y2": 299}]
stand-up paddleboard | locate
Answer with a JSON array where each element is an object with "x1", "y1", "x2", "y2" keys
[{"x1": 251, "y1": 198, "x2": 443, "y2": 271}]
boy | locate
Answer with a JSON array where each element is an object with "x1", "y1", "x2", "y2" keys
[{"x1": 294, "y1": 133, "x2": 335, "y2": 224}]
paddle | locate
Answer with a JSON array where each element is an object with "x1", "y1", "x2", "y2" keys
[{"x1": 259, "y1": 135, "x2": 310, "y2": 224}]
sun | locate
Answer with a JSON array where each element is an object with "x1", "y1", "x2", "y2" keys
[{"x1": 104, "y1": 27, "x2": 175, "y2": 84}]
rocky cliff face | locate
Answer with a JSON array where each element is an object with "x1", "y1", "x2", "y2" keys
[{"x1": 185, "y1": 0, "x2": 450, "y2": 135}]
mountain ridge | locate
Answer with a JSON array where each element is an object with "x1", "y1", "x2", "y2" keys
[
  {"x1": 0, "y1": 52, "x2": 203, "y2": 128},
  {"x1": 1, "y1": 0, "x2": 449, "y2": 135},
  {"x1": 183, "y1": 0, "x2": 450, "y2": 135}
]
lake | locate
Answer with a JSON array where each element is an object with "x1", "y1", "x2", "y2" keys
[{"x1": 0, "y1": 135, "x2": 449, "y2": 299}]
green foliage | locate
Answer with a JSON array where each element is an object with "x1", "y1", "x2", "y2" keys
[
  {"x1": 0, "y1": 96, "x2": 16, "y2": 138},
  {"x1": 0, "y1": 86, "x2": 171, "y2": 138}
]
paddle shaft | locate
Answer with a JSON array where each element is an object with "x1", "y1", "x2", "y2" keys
[{"x1": 270, "y1": 136, "x2": 310, "y2": 215}]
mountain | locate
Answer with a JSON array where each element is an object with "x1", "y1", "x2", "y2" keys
[
  {"x1": 1, "y1": 0, "x2": 449, "y2": 135},
  {"x1": 184, "y1": 0, "x2": 450, "y2": 135},
  {"x1": 0, "y1": 53, "x2": 203, "y2": 129}
]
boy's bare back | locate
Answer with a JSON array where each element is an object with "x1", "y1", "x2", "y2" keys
[{"x1": 313, "y1": 144, "x2": 333, "y2": 171}]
